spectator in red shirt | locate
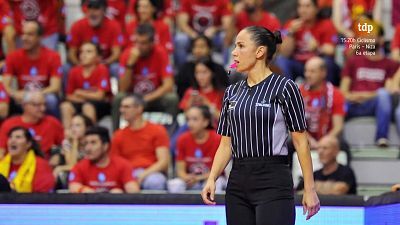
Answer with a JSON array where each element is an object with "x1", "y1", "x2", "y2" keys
[
  {"x1": 2, "y1": 20, "x2": 62, "y2": 118},
  {"x1": 67, "y1": 0, "x2": 124, "y2": 78},
  {"x1": 69, "y1": 126, "x2": 140, "y2": 193},
  {"x1": 0, "y1": 82, "x2": 10, "y2": 122},
  {"x1": 112, "y1": 23, "x2": 178, "y2": 130},
  {"x1": 82, "y1": 0, "x2": 128, "y2": 32},
  {"x1": 60, "y1": 42, "x2": 111, "y2": 129},
  {"x1": 0, "y1": 0, "x2": 16, "y2": 69},
  {"x1": 111, "y1": 94, "x2": 170, "y2": 190},
  {"x1": 175, "y1": 35, "x2": 229, "y2": 99},
  {"x1": 0, "y1": 90, "x2": 64, "y2": 159},
  {"x1": 168, "y1": 105, "x2": 226, "y2": 193},
  {"x1": 179, "y1": 59, "x2": 226, "y2": 120},
  {"x1": 234, "y1": 0, "x2": 281, "y2": 32},
  {"x1": 0, "y1": 127, "x2": 54, "y2": 193},
  {"x1": 174, "y1": 0, "x2": 234, "y2": 67},
  {"x1": 300, "y1": 57, "x2": 346, "y2": 149},
  {"x1": 391, "y1": 25, "x2": 400, "y2": 62},
  {"x1": 277, "y1": 0, "x2": 340, "y2": 85},
  {"x1": 125, "y1": 0, "x2": 173, "y2": 54},
  {"x1": 9, "y1": 0, "x2": 62, "y2": 50},
  {"x1": 340, "y1": 30, "x2": 399, "y2": 147}
]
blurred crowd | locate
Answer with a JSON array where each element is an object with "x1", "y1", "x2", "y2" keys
[{"x1": 0, "y1": 0, "x2": 399, "y2": 195}]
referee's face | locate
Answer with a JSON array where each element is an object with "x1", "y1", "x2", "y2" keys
[{"x1": 231, "y1": 30, "x2": 258, "y2": 73}]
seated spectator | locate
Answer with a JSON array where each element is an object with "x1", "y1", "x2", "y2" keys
[
  {"x1": 0, "y1": 126, "x2": 54, "y2": 193},
  {"x1": 300, "y1": 57, "x2": 347, "y2": 151},
  {"x1": 175, "y1": 35, "x2": 229, "y2": 99},
  {"x1": 82, "y1": 0, "x2": 128, "y2": 32},
  {"x1": 297, "y1": 135, "x2": 357, "y2": 195},
  {"x1": 340, "y1": 28, "x2": 399, "y2": 147},
  {"x1": 234, "y1": 0, "x2": 281, "y2": 32},
  {"x1": 2, "y1": 20, "x2": 62, "y2": 118},
  {"x1": 112, "y1": 23, "x2": 178, "y2": 130},
  {"x1": 174, "y1": 0, "x2": 234, "y2": 67},
  {"x1": 60, "y1": 42, "x2": 111, "y2": 129},
  {"x1": 125, "y1": 0, "x2": 173, "y2": 54},
  {"x1": 67, "y1": 0, "x2": 124, "y2": 78},
  {"x1": 9, "y1": 0, "x2": 62, "y2": 50},
  {"x1": 0, "y1": 0, "x2": 16, "y2": 69},
  {"x1": 277, "y1": 0, "x2": 339, "y2": 85},
  {"x1": 168, "y1": 105, "x2": 226, "y2": 193},
  {"x1": 0, "y1": 81, "x2": 10, "y2": 123},
  {"x1": 128, "y1": 0, "x2": 174, "y2": 26},
  {"x1": 111, "y1": 94, "x2": 170, "y2": 190},
  {"x1": 179, "y1": 59, "x2": 226, "y2": 120},
  {"x1": 69, "y1": 126, "x2": 140, "y2": 193},
  {"x1": 0, "y1": 90, "x2": 64, "y2": 159},
  {"x1": 391, "y1": 24, "x2": 400, "y2": 62},
  {"x1": 53, "y1": 114, "x2": 93, "y2": 179}
]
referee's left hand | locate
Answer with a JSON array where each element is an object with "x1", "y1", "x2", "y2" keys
[{"x1": 302, "y1": 189, "x2": 320, "y2": 220}]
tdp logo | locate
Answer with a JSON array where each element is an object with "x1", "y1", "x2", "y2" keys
[{"x1": 358, "y1": 23, "x2": 373, "y2": 34}]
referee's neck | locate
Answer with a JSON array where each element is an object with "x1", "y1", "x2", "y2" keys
[{"x1": 247, "y1": 64, "x2": 273, "y2": 87}]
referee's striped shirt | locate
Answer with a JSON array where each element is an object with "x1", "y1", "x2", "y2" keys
[{"x1": 216, "y1": 74, "x2": 307, "y2": 158}]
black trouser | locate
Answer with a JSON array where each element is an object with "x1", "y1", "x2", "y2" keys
[{"x1": 225, "y1": 156, "x2": 295, "y2": 225}]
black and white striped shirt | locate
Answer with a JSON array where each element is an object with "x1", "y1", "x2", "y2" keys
[{"x1": 217, "y1": 74, "x2": 307, "y2": 158}]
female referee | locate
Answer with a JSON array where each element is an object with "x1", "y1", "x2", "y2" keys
[{"x1": 201, "y1": 26, "x2": 320, "y2": 225}]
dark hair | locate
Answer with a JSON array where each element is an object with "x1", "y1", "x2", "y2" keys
[
  {"x1": 134, "y1": 0, "x2": 163, "y2": 20},
  {"x1": 136, "y1": 23, "x2": 155, "y2": 42},
  {"x1": 25, "y1": 20, "x2": 44, "y2": 36},
  {"x1": 190, "y1": 35, "x2": 213, "y2": 53},
  {"x1": 80, "y1": 41, "x2": 102, "y2": 56},
  {"x1": 193, "y1": 58, "x2": 225, "y2": 91},
  {"x1": 85, "y1": 126, "x2": 110, "y2": 144},
  {"x1": 7, "y1": 126, "x2": 44, "y2": 158},
  {"x1": 245, "y1": 26, "x2": 282, "y2": 64},
  {"x1": 123, "y1": 93, "x2": 146, "y2": 108},
  {"x1": 189, "y1": 105, "x2": 214, "y2": 130},
  {"x1": 85, "y1": 0, "x2": 107, "y2": 9},
  {"x1": 73, "y1": 113, "x2": 94, "y2": 128}
]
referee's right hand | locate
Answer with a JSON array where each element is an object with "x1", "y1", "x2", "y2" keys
[{"x1": 201, "y1": 179, "x2": 216, "y2": 205}]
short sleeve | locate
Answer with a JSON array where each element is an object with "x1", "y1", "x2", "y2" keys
[
  {"x1": 332, "y1": 88, "x2": 345, "y2": 116},
  {"x1": 110, "y1": 21, "x2": 124, "y2": 47},
  {"x1": 3, "y1": 52, "x2": 15, "y2": 76},
  {"x1": 119, "y1": 158, "x2": 136, "y2": 184},
  {"x1": 50, "y1": 52, "x2": 62, "y2": 78},
  {"x1": 66, "y1": 68, "x2": 77, "y2": 95},
  {"x1": 95, "y1": 65, "x2": 111, "y2": 92},
  {"x1": 175, "y1": 135, "x2": 186, "y2": 161},
  {"x1": 69, "y1": 163, "x2": 84, "y2": 184},
  {"x1": 159, "y1": 48, "x2": 173, "y2": 79},
  {"x1": 154, "y1": 125, "x2": 170, "y2": 148},
  {"x1": 282, "y1": 80, "x2": 307, "y2": 132},
  {"x1": 341, "y1": 57, "x2": 354, "y2": 78},
  {"x1": 216, "y1": 88, "x2": 231, "y2": 136},
  {"x1": 67, "y1": 22, "x2": 81, "y2": 48}
]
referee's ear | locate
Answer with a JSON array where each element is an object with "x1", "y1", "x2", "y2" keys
[{"x1": 255, "y1": 46, "x2": 267, "y2": 60}]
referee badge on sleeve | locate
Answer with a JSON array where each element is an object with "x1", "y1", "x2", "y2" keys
[{"x1": 228, "y1": 101, "x2": 237, "y2": 111}]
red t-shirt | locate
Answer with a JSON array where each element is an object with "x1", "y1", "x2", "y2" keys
[
  {"x1": 0, "y1": 116, "x2": 64, "y2": 156},
  {"x1": 66, "y1": 64, "x2": 111, "y2": 96},
  {"x1": 236, "y1": 11, "x2": 281, "y2": 32},
  {"x1": 9, "y1": 0, "x2": 59, "y2": 36},
  {"x1": 342, "y1": 55, "x2": 399, "y2": 92},
  {"x1": 179, "y1": 87, "x2": 224, "y2": 111},
  {"x1": 300, "y1": 83, "x2": 345, "y2": 140},
  {"x1": 0, "y1": 0, "x2": 12, "y2": 59},
  {"x1": 67, "y1": 17, "x2": 124, "y2": 60},
  {"x1": 283, "y1": 19, "x2": 337, "y2": 63},
  {"x1": 0, "y1": 82, "x2": 10, "y2": 104},
  {"x1": 111, "y1": 122, "x2": 170, "y2": 169},
  {"x1": 8, "y1": 155, "x2": 55, "y2": 193},
  {"x1": 125, "y1": 19, "x2": 173, "y2": 53},
  {"x1": 128, "y1": 0, "x2": 174, "y2": 20},
  {"x1": 69, "y1": 155, "x2": 135, "y2": 192},
  {"x1": 391, "y1": 25, "x2": 400, "y2": 50},
  {"x1": 119, "y1": 45, "x2": 173, "y2": 94},
  {"x1": 179, "y1": 0, "x2": 232, "y2": 33},
  {"x1": 176, "y1": 130, "x2": 220, "y2": 175},
  {"x1": 4, "y1": 47, "x2": 62, "y2": 89}
]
